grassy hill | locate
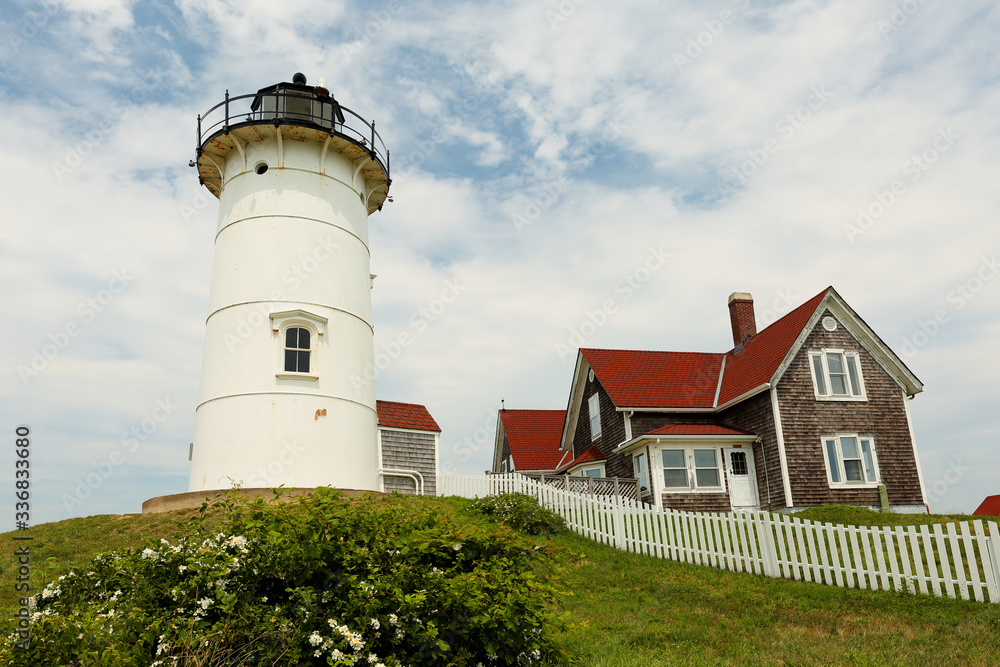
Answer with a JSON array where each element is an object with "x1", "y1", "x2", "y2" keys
[{"x1": 2, "y1": 498, "x2": 999, "y2": 666}]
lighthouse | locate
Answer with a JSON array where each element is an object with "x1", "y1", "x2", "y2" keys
[{"x1": 188, "y1": 73, "x2": 390, "y2": 493}]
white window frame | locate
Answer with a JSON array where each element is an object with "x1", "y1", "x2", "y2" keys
[
  {"x1": 808, "y1": 349, "x2": 866, "y2": 401},
  {"x1": 658, "y1": 447, "x2": 726, "y2": 494},
  {"x1": 588, "y1": 394, "x2": 602, "y2": 439},
  {"x1": 821, "y1": 434, "x2": 880, "y2": 488},
  {"x1": 270, "y1": 309, "x2": 326, "y2": 381},
  {"x1": 633, "y1": 453, "x2": 649, "y2": 493},
  {"x1": 574, "y1": 464, "x2": 605, "y2": 478}
]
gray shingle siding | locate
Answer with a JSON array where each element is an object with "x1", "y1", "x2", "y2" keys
[{"x1": 379, "y1": 427, "x2": 437, "y2": 496}]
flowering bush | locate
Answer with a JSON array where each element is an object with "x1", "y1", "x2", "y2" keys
[
  {"x1": 468, "y1": 494, "x2": 566, "y2": 536},
  {"x1": 1, "y1": 489, "x2": 567, "y2": 666}
]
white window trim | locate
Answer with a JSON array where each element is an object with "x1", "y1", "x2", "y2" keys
[
  {"x1": 658, "y1": 446, "x2": 727, "y2": 494},
  {"x1": 270, "y1": 309, "x2": 327, "y2": 381},
  {"x1": 574, "y1": 464, "x2": 606, "y2": 478},
  {"x1": 588, "y1": 394, "x2": 602, "y2": 440},
  {"x1": 633, "y1": 452, "x2": 649, "y2": 493},
  {"x1": 808, "y1": 349, "x2": 867, "y2": 401},
  {"x1": 821, "y1": 434, "x2": 881, "y2": 489}
]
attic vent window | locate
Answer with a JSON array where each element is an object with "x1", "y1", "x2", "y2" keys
[{"x1": 822, "y1": 316, "x2": 838, "y2": 332}]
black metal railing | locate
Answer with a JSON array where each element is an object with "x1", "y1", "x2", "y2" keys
[{"x1": 197, "y1": 88, "x2": 390, "y2": 182}]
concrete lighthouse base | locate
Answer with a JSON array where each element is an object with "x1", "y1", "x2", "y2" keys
[{"x1": 141, "y1": 487, "x2": 383, "y2": 515}]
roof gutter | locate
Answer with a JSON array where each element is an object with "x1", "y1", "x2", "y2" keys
[{"x1": 613, "y1": 432, "x2": 757, "y2": 455}]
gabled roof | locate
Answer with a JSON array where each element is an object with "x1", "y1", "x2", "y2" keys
[
  {"x1": 717, "y1": 289, "x2": 828, "y2": 404},
  {"x1": 974, "y1": 495, "x2": 1000, "y2": 517},
  {"x1": 560, "y1": 287, "x2": 923, "y2": 449},
  {"x1": 581, "y1": 349, "x2": 723, "y2": 409},
  {"x1": 644, "y1": 424, "x2": 754, "y2": 437},
  {"x1": 376, "y1": 400, "x2": 441, "y2": 432},
  {"x1": 500, "y1": 409, "x2": 569, "y2": 471}
]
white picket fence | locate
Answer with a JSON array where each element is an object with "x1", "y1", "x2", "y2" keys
[{"x1": 439, "y1": 471, "x2": 1000, "y2": 604}]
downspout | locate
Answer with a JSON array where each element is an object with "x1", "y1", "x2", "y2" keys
[{"x1": 757, "y1": 436, "x2": 771, "y2": 508}]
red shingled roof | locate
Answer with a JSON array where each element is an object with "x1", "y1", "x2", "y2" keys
[
  {"x1": 501, "y1": 409, "x2": 568, "y2": 471},
  {"x1": 644, "y1": 424, "x2": 754, "y2": 437},
  {"x1": 974, "y1": 495, "x2": 1000, "y2": 517},
  {"x1": 376, "y1": 400, "x2": 441, "y2": 432},
  {"x1": 581, "y1": 349, "x2": 724, "y2": 409},
  {"x1": 581, "y1": 288, "x2": 830, "y2": 410},
  {"x1": 717, "y1": 288, "x2": 829, "y2": 404},
  {"x1": 556, "y1": 444, "x2": 606, "y2": 473}
]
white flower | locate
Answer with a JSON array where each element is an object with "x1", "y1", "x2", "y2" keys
[
  {"x1": 370, "y1": 618, "x2": 380, "y2": 630},
  {"x1": 308, "y1": 631, "x2": 323, "y2": 646},
  {"x1": 331, "y1": 649, "x2": 344, "y2": 660},
  {"x1": 178, "y1": 566, "x2": 187, "y2": 573},
  {"x1": 198, "y1": 598, "x2": 213, "y2": 610},
  {"x1": 388, "y1": 613, "x2": 398, "y2": 626}
]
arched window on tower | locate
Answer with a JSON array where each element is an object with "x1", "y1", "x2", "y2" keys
[{"x1": 284, "y1": 327, "x2": 311, "y2": 373}]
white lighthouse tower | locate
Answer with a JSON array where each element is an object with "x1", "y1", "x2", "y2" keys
[{"x1": 188, "y1": 73, "x2": 390, "y2": 493}]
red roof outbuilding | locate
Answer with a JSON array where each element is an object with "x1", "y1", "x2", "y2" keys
[
  {"x1": 973, "y1": 495, "x2": 1000, "y2": 517},
  {"x1": 376, "y1": 400, "x2": 441, "y2": 432}
]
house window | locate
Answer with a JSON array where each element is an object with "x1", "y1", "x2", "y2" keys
[
  {"x1": 588, "y1": 394, "x2": 601, "y2": 439},
  {"x1": 694, "y1": 449, "x2": 721, "y2": 488},
  {"x1": 634, "y1": 453, "x2": 649, "y2": 492},
  {"x1": 823, "y1": 435, "x2": 879, "y2": 486},
  {"x1": 661, "y1": 450, "x2": 688, "y2": 489},
  {"x1": 809, "y1": 350, "x2": 865, "y2": 399},
  {"x1": 284, "y1": 327, "x2": 311, "y2": 373},
  {"x1": 661, "y1": 448, "x2": 724, "y2": 492}
]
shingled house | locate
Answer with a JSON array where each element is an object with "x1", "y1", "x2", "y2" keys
[
  {"x1": 377, "y1": 400, "x2": 440, "y2": 496},
  {"x1": 493, "y1": 287, "x2": 929, "y2": 514}
]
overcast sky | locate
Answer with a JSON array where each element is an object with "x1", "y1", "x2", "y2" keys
[{"x1": 2, "y1": 0, "x2": 998, "y2": 525}]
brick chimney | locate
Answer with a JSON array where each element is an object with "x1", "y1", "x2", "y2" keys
[{"x1": 728, "y1": 292, "x2": 756, "y2": 352}]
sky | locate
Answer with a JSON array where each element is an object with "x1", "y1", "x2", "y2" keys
[{"x1": 1, "y1": 0, "x2": 998, "y2": 526}]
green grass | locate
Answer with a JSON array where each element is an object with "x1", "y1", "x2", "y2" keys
[
  {"x1": 2, "y1": 501, "x2": 999, "y2": 666},
  {"x1": 793, "y1": 505, "x2": 978, "y2": 528}
]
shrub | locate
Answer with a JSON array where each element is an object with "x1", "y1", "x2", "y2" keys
[
  {"x1": 468, "y1": 494, "x2": 566, "y2": 536},
  {"x1": 1, "y1": 489, "x2": 567, "y2": 666}
]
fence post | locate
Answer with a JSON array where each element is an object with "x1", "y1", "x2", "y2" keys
[
  {"x1": 757, "y1": 513, "x2": 780, "y2": 578},
  {"x1": 612, "y1": 495, "x2": 626, "y2": 550},
  {"x1": 988, "y1": 521, "x2": 1000, "y2": 604}
]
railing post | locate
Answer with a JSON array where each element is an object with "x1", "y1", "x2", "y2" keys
[
  {"x1": 223, "y1": 90, "x2": 230, "y2": 134},
  {"x1": 196, "y1": 113, "x2": 202, "y2": 155}
]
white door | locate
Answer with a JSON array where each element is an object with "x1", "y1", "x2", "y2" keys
[{"x1": 725, "y1": 447, "x2": 759, "y2": 510}]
